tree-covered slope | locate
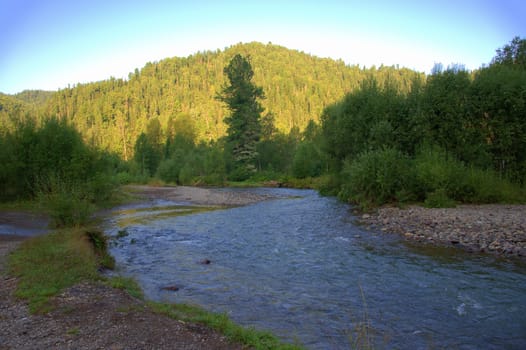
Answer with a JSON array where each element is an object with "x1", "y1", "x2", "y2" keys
[{"x1": 44, "y1": 42, "x2": 423, "y2": 158}]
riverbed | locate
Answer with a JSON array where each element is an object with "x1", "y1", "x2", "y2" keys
[{"x1": 105, "y1": 187, "x2": 526, "y2": 349}]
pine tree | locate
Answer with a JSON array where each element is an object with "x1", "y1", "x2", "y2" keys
[{"x1": 217, "y1": 54, "x2": 265, "y2": 179}]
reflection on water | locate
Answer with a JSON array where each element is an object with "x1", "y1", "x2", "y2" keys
[
  {"x1": 105, "y1": 188, "x2": 526, "y2": 349},
  {"x1": 112, "y1": 204, "x2": 222, "y2": 227}
]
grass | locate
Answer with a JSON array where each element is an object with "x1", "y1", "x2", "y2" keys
[
  {"x1": 107, "y1": 276, "x2": 144, "y2": 300},
  {"x1": 7, "y1": 228, "x2": 103, "y2": 313},
  {"x1": 149, "y1": 302, "x2": 303, "y2": 350},
  {"x1": 348, "y1": 285, "x2": 376, "y2": 350}
]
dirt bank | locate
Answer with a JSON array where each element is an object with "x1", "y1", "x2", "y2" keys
[
  {"x1": 359, "y1": 204, "x2": 526, "y2": 259},
  {"x1": 0, "y1": 240, "x2": 246, "y2": 350}
]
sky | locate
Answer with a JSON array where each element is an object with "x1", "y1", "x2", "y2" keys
[{"x1": 1, "y1": 0, "x2": 524, "y2": 94}]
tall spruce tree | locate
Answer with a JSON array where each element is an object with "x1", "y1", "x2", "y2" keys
[{"x1": 217, "y1": 54, "x2": 265, "y2": 179}]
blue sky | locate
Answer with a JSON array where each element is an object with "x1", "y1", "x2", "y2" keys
[{"x1": 1, "y1": 0, "x2": 524, "y2": 94}]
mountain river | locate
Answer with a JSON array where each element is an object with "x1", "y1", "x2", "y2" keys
[{"x1": 104, "y1": 188, "x2": 526, "y2": 349}]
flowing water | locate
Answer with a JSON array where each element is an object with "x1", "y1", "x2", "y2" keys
[{"x1": 105, "y1": 188, "x2": 526, "y2": 349}]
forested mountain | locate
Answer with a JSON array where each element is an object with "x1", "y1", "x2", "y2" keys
[
  {"x1": 14, "y1": 90, "x2": 55, "y2": 107},
  {"x1": 1, "y1": 37, "x2": 525, "y2": 208},
  {"x1": 43, "y1": 42, "x2": 423, "y2": 159}
]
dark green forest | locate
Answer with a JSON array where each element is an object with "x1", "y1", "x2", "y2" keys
[{"x1": 1, "y1": 38, "x2": 525, "y2": 216}]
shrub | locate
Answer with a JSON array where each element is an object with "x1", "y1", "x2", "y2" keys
[
  {"x1": 464, "y1": 167, "x2": 526, "y2": 203},
  {"x1": 413, "y1": 144, "x2": 526, "y2": 204},
  {"x1": 178, "y1": 163, "x2": 195, "y2": 185},
  {"x1": 424, "y1": 188, "x2": 456, "y2": 208},
  {"x1": 339, "y1": 147, "x2": 413, "y2": 208},
  {"x1": 228, "y1": 165, "x2": 254, "y2": 182},
  {"x1": 37, "y1": 176, "x2": 94, "y2": 228},
  {"x1": 157, "y1": 158, "x2": 181, "y2": 184},
  {"x1": 87, "y1": 173, "x2": 118, "y2": 204},
  {"x1": 115, "y1": 171, "x2": 134, "y2": 185},
  {"x1": 292, "y1": 142, "x2": 323, "y2": 179},
  {"x1": 413, "y1": 144, "x2": 470, "y2": 201}
]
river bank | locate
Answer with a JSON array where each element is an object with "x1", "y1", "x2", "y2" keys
[
  {"x1": 0, "y1": 186, "x2": 291, "y2": 349},
  {"x1": 358, "y1": 204, "x2": 526, "y2": 259},
  {"x1": 0, "y1": 234, "x2": 248, "y2": 350}
]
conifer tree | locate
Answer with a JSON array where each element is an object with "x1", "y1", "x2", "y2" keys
[{"x1": 217, "y1": 54, "x2": 265, "y2": 179}]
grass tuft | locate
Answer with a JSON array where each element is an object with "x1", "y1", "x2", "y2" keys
[
  {"x1": 149, "y1": 302, "x2": 303, "y2": 350},
  {"x1": 8, "y1": 229, "x2": 105, "y2": 313},
  {"x1": 107, "y1": 276, "x2": 144, "y2": 300}
]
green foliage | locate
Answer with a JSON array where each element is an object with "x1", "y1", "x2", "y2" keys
[
  {"x1": 107, "y1": 276, "x2": 144, "y2": 300},
  {"x1": 321, "y1": 77, "x2": 417, "y2": 163},
  {"x1": 463, "y1": 167, "x2": 525, "y2": 204},
  {"x1": 85, "y1": 229, "x2": 115, "y2": 269},
  {"x1": 218, "y1": 54, "x2": 265, "y2": 176},
  {"x1": 339, "y1": 148, "x2": 413, "y2": 209},
  {"x1": 37, "y1": 177, "x2": 95, "y2": 228},
  {"x1": 492, "y1": 36, "x2": 526, "y2": 68},
  {"x1": 3, "y1": 38, "x2": 526, "y2": 209},
  {"x1": 134, "y1": 132, "x2": 160, "y2": 177},
  {"x1": 256, "y1": 131, "x2": 298, "y2": 174},
  {"x1": 413, "y1": 145, "x2": 526, "y2": 205},
  {"x1": 44, "y1": 42, "x2": 420, "y2": 160},
  {"x1": 8, "y1": 229, "x2": 102, "y2": 313},
  {"x1": 149, "y1": 302, "x2": 302, "y2": 350},
  {"x1": 0, "y1": 118, "x2": 120, "y2": 203},
  {"x1": 424, "y1": 188, "x2": 456, "y2": 208},
  {"x1": 470, "y1": 63, "x2": 526, "y2": 181},
  {"x1": 320, "y1": 38, "x2": 526, "y2": 207},
  {"x1": 292, "y1": 142, "x2": 323, "y2": 178},
  {"x1": 413, "y1": 144, "x2": 467, "y2": 200}
]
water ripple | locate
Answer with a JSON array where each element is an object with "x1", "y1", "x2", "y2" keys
[{"x1": 106, "y1": 188, "x2": 526, "y2": 349}]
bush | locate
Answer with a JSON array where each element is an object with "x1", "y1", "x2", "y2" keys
[
  {"x1": 413, "y1": 144, "x2": 526, "y2": 204},
  {"x1": 37, "y1": 176, "x2": 94, "y2": 228},
  {"x1": 115, "y1": 171, "x2": 134, "y2": 185},
  {"x1": 292, "y1": 142, "x2": 323, "y2": 179},
  {"x1": 0, "y1": 118, "x2": 119, "y2": 204},
  {"x1": 87, "y1": 173, "x2": 118, "y2": 204},
  {"x1": 413, "y1": 144, "x2": 471, "y2": 201},
  {"x1": 463, "y1": 167, "x2": 525, "y2": 203},
  {"x1": 178, "y1": 163, "x2": 195, "y2": 185},
  {"x1": 424, "y1": 188, "x2": 456, "y2": 208},
  {"x1": 228, "y1": 165, "x2": 254, "y2": 182},
  {"x1": 157, "y1": 158, "x2": 181, "y2": 184},
  {"x1": 339, "y1": 147, "x2": 413, "y2": 208}
]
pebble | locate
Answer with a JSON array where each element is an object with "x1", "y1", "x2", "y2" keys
[{"x1": 360, "y1": 204, "x2": 526, "y2": 259}]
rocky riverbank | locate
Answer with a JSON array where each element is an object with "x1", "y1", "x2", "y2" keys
[{"x1": 359, "y1": 204, "x2": 526, "y2": 259}]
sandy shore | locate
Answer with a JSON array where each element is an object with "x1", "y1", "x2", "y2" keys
[{"x1": 359, "y1": 204, "x2": 526, "y2": 259}]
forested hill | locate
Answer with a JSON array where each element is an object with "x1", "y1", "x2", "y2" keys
[
  {"x1": 43, "y1": 42, "x2": 423, "y2": 159},
  {"x1": 14, "y1": 90, "x2": 55, "y2": 106}
]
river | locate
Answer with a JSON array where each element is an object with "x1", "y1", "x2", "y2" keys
[{"x1": 105, "y1": 188, "x2": 526, "y2": 349}]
